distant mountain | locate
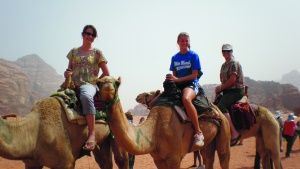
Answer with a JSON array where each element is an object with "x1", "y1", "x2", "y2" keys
[
  {"x1": 280, "y1": 69, "x2": 300, "y2": 90},
  {"x1": 14, "y1": 54, "x2": 64, "y2": 100},
  {"x1": 0, "y1": 55, "x2": 64, "y2": 116},
  {"x1": 203, "y1": 77, "x2": 300, "y2": 115}
]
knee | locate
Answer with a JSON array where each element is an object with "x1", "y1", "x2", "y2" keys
[
  {"x1": 182, "y1": 96, "x2": 192, "y2": 105},
  {"x1": 80, "y1": 93, "x2": 93, "y2": 102}
]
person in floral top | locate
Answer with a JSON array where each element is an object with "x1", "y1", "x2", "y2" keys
[{"x1": 64, "y1": 25, "x2": 110, "y2": 151}]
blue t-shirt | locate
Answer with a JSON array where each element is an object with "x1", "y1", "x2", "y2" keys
[{"x1": 169, "y1": 50, "x2": 201, "y2": 83}]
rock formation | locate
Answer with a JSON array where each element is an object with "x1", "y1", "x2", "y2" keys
[
  {"x1": 0, "y1": 55, "x2": 64, "y2": 116},
  {"x1": 203, "y1": 77, "x2": 300, "y2": 115}
]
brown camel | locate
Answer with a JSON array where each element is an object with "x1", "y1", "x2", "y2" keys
[
  {"x1": 0, "y1": 96, "x2": 128, "y2": 169},
  {"x1": 136, "y1": 90, "x2": 283, "y2": 169},
  {"x1": 96, "y1": 76, "x2": 231, "y2": 169}
]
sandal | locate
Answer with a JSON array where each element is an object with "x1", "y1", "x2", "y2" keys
[
  {"x1": 82, "y1": 141, "x2": 96, "y2": 151},
  {"x1": 230, "y1": 134, "x2": 241, "y2": 147}
]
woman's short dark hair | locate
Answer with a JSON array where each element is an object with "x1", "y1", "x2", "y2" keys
[{"x1": 82, "y1": 25, "x2": 98, "y2": 37}]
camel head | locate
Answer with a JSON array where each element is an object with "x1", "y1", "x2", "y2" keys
[
  {"x1": 96, "y1": 76, "x2": 121, "y2": 103},
  {"x1": 135, "y1": 90, "x2": 161, "y2": 105}
]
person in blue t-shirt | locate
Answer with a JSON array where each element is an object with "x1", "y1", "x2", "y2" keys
[{"x1": 166, "y1": 32, "x2": 204, "y2": 148}]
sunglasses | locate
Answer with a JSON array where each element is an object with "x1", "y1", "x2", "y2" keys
[
  {"x1": 222, "y1": 50, "x2": 232, "y2": 53},
  {"x1": 84, "y1": 32, "x2": 96, "y2": 37}
]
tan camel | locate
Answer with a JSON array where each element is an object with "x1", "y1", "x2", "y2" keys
[
  {"x1": 137, "y1": 90, "x2": 283, "y2": 169},
  {"x1": 0, "y1": 96, "x2": 128, "y2": 169},
  {"x1": 96, "y1": 76, "x2": 231, "y2": 169}
]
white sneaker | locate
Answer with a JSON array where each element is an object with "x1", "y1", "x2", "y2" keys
[
  {"x1": 194, "y1": 132, "x2": 204, "y2": 147},
  {"x1": 197, "y1": 164, "x2": 205, "y2": 169}
]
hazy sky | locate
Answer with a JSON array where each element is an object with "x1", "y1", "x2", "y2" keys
[{"x1": 1, "y1": 1, "x2": 299, "y2": 111}]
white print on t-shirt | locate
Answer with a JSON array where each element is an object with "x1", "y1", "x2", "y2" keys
[{"x1": 174, "y1": 60, "x2": 191, "y2": 71}]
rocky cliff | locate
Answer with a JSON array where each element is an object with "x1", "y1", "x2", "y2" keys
[
  {"x1": 281, "y1": 69, "x2": 300, "y2": 91},
  {"x1": 0, "y1": 55, "x2": 64, "y2": 116},
  {"x1": 203, "y1": 77, "x2": 300, "y2": 115}
]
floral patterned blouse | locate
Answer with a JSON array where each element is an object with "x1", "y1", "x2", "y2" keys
[
  {"x1": 220, "y1": 58, "x2": 244, "y2": 90},
  {"x1": 67, "y1": 47, "x2": 107, "y2": 86}
]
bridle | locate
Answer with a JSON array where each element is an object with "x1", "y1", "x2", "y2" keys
[
  {"x1": 97, "y1": 79, "x2": 119, "y2": 111},
  {"x1": 143, "y1": 95, "x2": 153, "y2": 109}
]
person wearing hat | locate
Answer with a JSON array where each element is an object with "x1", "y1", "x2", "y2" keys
[
  {"x1": 275, "y1": 111, "x2": 284, "y2": 152},
  {"x1": 215, "y1": 44, "x2": 245, "y2": 147},
  {"x1": 283, "y1": 113, "x2": 297, "y2": 157}
]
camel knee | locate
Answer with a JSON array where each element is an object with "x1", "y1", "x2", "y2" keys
[{"x1": 114, "y1": 155, "x2": 128, "y2": 166}]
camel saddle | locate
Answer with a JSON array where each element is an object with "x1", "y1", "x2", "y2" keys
[
  {"x1": 214, "y1": 91, "x2": 259, "y2": 130},
  {"x1": 153, "y1": 80, "x2": 222, "y2": 127},
  {"x1": 50, "y1": 88, "x2": 107, "y2": 125}
]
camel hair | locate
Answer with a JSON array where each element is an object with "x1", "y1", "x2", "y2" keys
[
  {"x1": 96, "y1": 76, "x2": 232, "y2": 169},
  {"x1": 136, "y1": 89, "x2": 283, "y2": 169},
  {"x1": 0, "y1": 96, "x2": 129, "y2": 169}
]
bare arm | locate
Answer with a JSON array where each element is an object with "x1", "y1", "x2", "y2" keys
[
  {"x1": 64, "y1": 60, "x2": 73, "y2": 78},
  {"x1": 98, "y1": 61, "x2": 110, "y2": 79},
  {"x1": 215, "y1": 73, "x2": 237, "y2": 93}
]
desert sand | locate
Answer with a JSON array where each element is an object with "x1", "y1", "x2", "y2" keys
[{"x1": 0, "y1": 114, "x2": 299, "y2": 169}]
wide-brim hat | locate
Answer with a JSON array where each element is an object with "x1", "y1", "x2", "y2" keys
[{"x1": 286, "y1": 113, "x2": 297, "y2": 122}]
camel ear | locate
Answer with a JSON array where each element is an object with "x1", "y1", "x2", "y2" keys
[
  {"x1": 155, "y1": 90, "x2": 161, "y2": 96},
  {"x1": 115, "y1": 76, "x2": 121, "y2": 88}
]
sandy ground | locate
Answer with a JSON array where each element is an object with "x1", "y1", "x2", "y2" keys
[{"x1": 1, "y1": 115, "x2": 300, "y2": 169}]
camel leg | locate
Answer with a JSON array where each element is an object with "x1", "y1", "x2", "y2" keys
[
  {"x1": 215, "y1": 114, "x2": 230, "y2": 169},
  {"x1": 93, "y1": 138, "x2": 113, "y2": 169},
  {"x1": 201, "y1": 143, "x2": 216, "y2": 169},
  {"x1": 110, "y1": 137, "x2": 129, "y2": 169},
  {"x1": 153, "y1": 155, "x2": 181, "y2": 169},
  {"x1": 25, "y1": 166, "x2": 43, "y2": 169},
  {"x1": 256, "y1": 136, "x2": 276, "y2": 169},
  {"x1": 153, "y1": 159, "x2": 167, "y2": 169}
]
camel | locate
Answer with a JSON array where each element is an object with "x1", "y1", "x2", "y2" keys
[
  {"x1": 0, "y1": 96, "x2": 129, "y2": 169},
  {"x1": 136, "y1": 90, "x2": 283, "y2": 169},
  {"x1": 96, "y1": 76, "x2": 231, "y2": 169}
]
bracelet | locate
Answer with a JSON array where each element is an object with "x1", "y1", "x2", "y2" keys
[{"x1": 66, "y1": 68, "x2": 72, "y2": 71}]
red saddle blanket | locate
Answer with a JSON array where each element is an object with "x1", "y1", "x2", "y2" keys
[
  {"x1": 75, "y1": 86, "x2": 105, "y2": 111},
  {"x1": 230, "y1": 102, "x2": 256, "y2": 130}
]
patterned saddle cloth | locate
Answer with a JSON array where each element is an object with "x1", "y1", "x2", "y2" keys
[
  {"x1": 50, "y1": 89, "x2": 107, "y2": 125},
  {"x1": 175, "y1": 103, "x2": 222, "y2": 128},
  {"x1": 230, "y1": 96, "x2": 258, "y2": 130}
]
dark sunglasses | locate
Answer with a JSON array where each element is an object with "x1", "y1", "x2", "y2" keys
[
  {"x1": 84, "y1": 32, "x2": 96, "y2": 37},
  {"x1": 222, "y1": 50, "x2": 232, "y2": 53}
]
